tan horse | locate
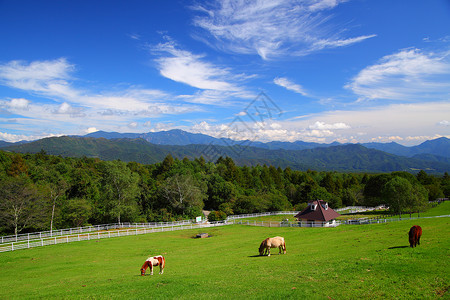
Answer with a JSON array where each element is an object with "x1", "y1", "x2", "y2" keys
[{"x1": 259, "y1": 236, "x2": 286, "y2": 256}]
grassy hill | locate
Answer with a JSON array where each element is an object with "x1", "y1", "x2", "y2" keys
[
  {"x1": 3, "y1": 136, "x2": 450, "y2": 173},
  {"x1": 0, "y1": 217, "x2": 448, "y2": 299}
]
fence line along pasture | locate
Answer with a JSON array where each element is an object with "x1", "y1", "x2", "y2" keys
[
  {"x1": 226, "y1": 211, "x2": 299, "y2": 220},
  {"x1": 0, "y1": 220, "x2": 195, "y2": 244},
  {"x1": 0, "y1": 221, "x2": 227, "y2": 253},
  {"x1": 0, "y1": 208, "x2": 380, "y2": 244},
  {"x1": 2, "y1": 209, "x2": 448, "y2": 253}
]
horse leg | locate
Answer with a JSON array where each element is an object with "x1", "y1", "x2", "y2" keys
[
  {"x1": 160, "y1": 258, "x2": 165, "y2": 274},
  {"x1": 267, "y1": 247, "x2": 271, "y2": 256},
  {"x1": 149, "y1": 263, "x2": 154, "y2": 275}
]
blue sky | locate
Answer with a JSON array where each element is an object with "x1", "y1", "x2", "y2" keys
[{"x1": 1, "y1": 0, "x2": 449, "y2": 145}]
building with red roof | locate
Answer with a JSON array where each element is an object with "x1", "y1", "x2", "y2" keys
[{"x1": 294, "y1": 200, "x2": 340, "y2": 227}]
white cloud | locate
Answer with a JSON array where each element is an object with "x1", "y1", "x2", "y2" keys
[
  {"x1": 85, "y1": 127, "x2": 98, "y2": 134},
  {"x1": 189, "y1": 101, "x2": 450, "y2": 145},
  {"x1": 128, "y1": 122, "x2": 138, "y2": 128},
  {"x1": 309, "y1": 121, "x2": 351, "y2": 130},
  {"x1": 192, "y1": 0, "x2": 375, "y2": 60},
  {"x1": 154, "y1": 41, "x2": 239, "y2": 91},
  {"x1": 0, "y1": 58, "x2": 203, "y2": 117},
  {"x1": 346, "y1": 48, "x2": 450, "y2": 101},
  {"x1": 8, "y1": 98, "x2": 30, "y2": 110},
  {"x1": 0, "y1": 58, "x2": 207, "y2": 139},
  {"x1": 438, "y1": 120, "x2": 450, "y2": 126},
  {"x1": 310, "y1": 34, "x2": 377, "y2": 52},
  {"x1": 55, "y1": 102, "x2": 85, "y2": 117},
  {"x1": 0, "y1": 58, "x2": 79, "y2": 100},
  {"x1": 274, "y1": 77, "x2": 308, "y2": 96},
  {"x1": 308, "y1": 0, "x2": 348, "y2": 12},
  {"x1": 0, "y1": 131, "x2": 63, "y2": 143}
]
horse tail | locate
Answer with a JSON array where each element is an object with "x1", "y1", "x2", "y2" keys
[{"x1": 283, "y1": 240, "x2": 287, "y2": 254}]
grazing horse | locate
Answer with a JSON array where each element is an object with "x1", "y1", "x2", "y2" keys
[
  {"x1": 140, "y1": 255, "x2": 165, "y2": 276},
  {"x1": 408, "y1": 225, "x2": 422, "y2": 248},
  {"x1": 259, "y1": 236, "x2": 286, "y2": 256}
]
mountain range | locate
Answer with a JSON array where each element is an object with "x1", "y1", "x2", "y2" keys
[
  {"x1": 84, "y1": 129, "x2": 450, "y2": 157},
  {"x1": 1, "y1": 130, "x2": 449, "y2": 173}
]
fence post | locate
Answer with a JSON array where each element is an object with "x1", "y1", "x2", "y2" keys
[{"x1": 12, "y1": 242, "x2": 14, "y2": 251}]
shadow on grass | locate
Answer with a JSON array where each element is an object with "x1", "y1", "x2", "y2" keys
[
  {"x1": 388, "y1": 246, "x2": 409, "y2": 249},
  {"x1": 248, "y1": 255, "x2": 266, "y2": 258}
]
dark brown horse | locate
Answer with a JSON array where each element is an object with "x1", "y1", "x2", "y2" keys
[{"x1": 408, "y1": 225, "x2": 422, "y2": 248}]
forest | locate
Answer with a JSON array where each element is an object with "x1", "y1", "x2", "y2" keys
[{"x1": 0, "y1": 150, "x2": 449, "y2": 236}]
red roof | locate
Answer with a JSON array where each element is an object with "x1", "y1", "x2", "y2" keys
[{"x1": 294, "y1": 200, "x2": 340, "y2": 222}]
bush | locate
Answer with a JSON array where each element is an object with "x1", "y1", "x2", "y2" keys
[{"x1": 207, "y1": 210, "x2": 227, "y2": 222}]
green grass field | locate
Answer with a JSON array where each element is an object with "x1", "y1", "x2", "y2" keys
[{"x1": 1, "y1": 213, "x2": 449, "y2": 299}]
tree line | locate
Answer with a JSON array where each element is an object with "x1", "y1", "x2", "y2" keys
[{"x1": 0, "y1": 150, "x2": 449, "y2": 235}]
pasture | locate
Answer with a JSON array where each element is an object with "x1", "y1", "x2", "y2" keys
[{"x1": 0, "y1": 217, "x2": 448, "y2": 299}]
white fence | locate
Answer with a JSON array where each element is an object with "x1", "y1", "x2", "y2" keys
[
  {"x1": 0, "y1": 221, "x2": 226, "y2": 253},
  {"x1": 226, "y1": 211, "x2": 299, "y2": 220},
  {"x1": 0, "y1": 220, "x2": 195, "y2": 244},
  {"x1": 2, "y1": 210, "x2": 448, "y2": 253},
  {"x1": 234, "y1": 219, "x2": 341, "y2": 228},
  {"x1": 343, "y1": 214, "x2": 450, "y2": 225}
]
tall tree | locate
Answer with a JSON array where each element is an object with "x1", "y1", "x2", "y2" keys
[
  {"x1": 46, "y1": 180, "x2": 68, "y2": 234},
  {"x1": 159, "y1": 173, "x2": 206, "y2": 217},
  {"x1": 63, "y1": 197, "x2": 92, "y2": 227},
  {"x1": 100, "y1": 161, "x2": 140, "y2": 224},
  {"x1": 382, "y1": 177, "x2": 413, "y2": 218},
  {"x1": 0, "y1": 177, "x2": 46, "y2": 237}
]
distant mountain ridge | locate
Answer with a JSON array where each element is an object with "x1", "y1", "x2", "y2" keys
[
  {"x1": 84, "y1": 129, "x2": 344, "y2": 150},
  {"x1": 2, "y1": 135, "x2": 449, "y2": 173},
  {"x1": 361, "y1": 137, "x2": 450, "y2": 158},
  {"x1": 84, "y1": 129, "x2": 450, "y2": 158}
]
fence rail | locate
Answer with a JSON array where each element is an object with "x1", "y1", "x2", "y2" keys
[
  {"x1": 0, "y1": 221, "x2": 226, "y2": 253},
  {"x1": 1, "y1": 209, "x2": 448, "y2": 253},
  {"x1": 226, "y1": 211, "x2": 299, "y2": 220},
  {"x1": 234, "y1": 220, "x2": 341, "y2": 228},
  {"x1": 0, "y1": 220, "x2": 195, "y2": 244}
]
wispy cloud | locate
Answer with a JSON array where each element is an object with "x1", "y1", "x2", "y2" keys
[
  {"x1": 274, "y1": 77, "x2": 308, "y2": 96},
  {"x1": 192, "y1": 0, "x2": 375, "y2": 60},
  {"x1": 190, "y1": 101, "x2": 450, "y2": 145},
  {"x1": 0, "y1": 58, "x2": 80, "y2": 100},
  {"x1": 0, "y1": 58, "x2": 204, "y2": 141},
  {"x1": 346, "y1": 48, "x2": 450, "y2": 101},
  {"x1": 153, "y1": 41, "x2": 239, "y2": 91},
  {"x1": 152, "y1": 40, "x2": 255, "y2": 105}
]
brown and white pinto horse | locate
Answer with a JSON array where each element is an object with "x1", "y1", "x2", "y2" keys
[
  {"x1": 259, "y1": 236, "x2": 286, "y2": 256},
  {"x1": 409, "y1": 225, "x2": 422, "y2": 248},
  {"x1": 140, "y1": 255, "x2": 165, "y2": 276}
]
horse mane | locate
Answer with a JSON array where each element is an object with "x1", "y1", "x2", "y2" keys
[{"x1": 140, "y1": 261, "x2": 150, "y2": 271}]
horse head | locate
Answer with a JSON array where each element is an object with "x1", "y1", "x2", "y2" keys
[
  {"x1": 259, "y1": 239, "x2": 267, "y2": 255},
  {"x1": 140, "y1": 261, "x2": 149, "y2": 276}
]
